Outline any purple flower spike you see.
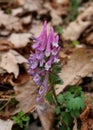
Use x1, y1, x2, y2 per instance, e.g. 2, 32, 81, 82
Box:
32, 21, 47, 51
45, 27, 54, 57
27, 21, 61, 103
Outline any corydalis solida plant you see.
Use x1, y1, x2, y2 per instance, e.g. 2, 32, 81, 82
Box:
28, 21, 62, 102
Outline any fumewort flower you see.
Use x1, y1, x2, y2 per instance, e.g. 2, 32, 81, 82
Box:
28, 21, 60, 102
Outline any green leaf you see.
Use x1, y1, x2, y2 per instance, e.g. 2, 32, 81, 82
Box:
49, 73, 63, 85
52, 63, 62, 74
70, 0, 78, 21
12, 111, 30, 128
68, 86, 83, 97
70, 110, 80, 117
72, 40, 80, 46
64, 92, 73, 100
55, 26, 63, 34
57, 94, 64, 104
67, 97, 85, 110
45, 91, 55, 103
55, 106, 61, 115
61, 112, 73, 126
59, 126, 67, 130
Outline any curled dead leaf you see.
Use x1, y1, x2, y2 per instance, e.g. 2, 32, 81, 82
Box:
37, 102, 55, 130
73, 117, 78, 130
63, 5, 93, 41
8, 72, 30, 86
0, 40, 14, 51
0, 49, 27, 78
80, 93, 93, 130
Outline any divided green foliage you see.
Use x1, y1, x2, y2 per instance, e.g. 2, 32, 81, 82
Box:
45, 91, 55, 104
55, 86, 85, 130
49, 73, 63, 85
12, 111, 30, 129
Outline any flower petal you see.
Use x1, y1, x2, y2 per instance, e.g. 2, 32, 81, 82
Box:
45, 27, 54, 57
52, 35, 59, 47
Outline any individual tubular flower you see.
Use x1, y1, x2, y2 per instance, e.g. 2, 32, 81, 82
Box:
28, 21, 61, 102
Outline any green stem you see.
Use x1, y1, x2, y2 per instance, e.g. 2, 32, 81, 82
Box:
51, 85, 58, 105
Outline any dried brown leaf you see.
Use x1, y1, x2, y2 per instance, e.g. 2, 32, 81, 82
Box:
80, 93, 93, 130
8, 72, 30, 86
50, 10, 63, 26
0, 50, 27, 78
0, 40, 14, 51
13, 79, 37, 114
81, 122, 88, 130
0, 10, 23, 31
63, 5, 93, 41
73, 117, 78, 130
37, 103, 55, 130
86, 33, 93, 45
12, 7, 23, 16
23, 0, 43, 12
8, 33, 32, 48
56, 48, 93, 94
22, 15, 32, 25
55, 0, 69, 4
0, 119, 14, 130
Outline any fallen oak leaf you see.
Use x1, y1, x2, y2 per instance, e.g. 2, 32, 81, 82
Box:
13, 79, 37, 114
11, 7, 23, 16
63, 5, 93, 41
8, 33, 32, 48
50, 9, 63, 26
0, 49, 27, 78
23, 0, 43, 12
0, 10, 23, 31
22, 15, 32, 25
55, 48, 93, 94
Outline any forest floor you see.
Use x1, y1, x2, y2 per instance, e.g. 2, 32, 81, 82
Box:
0, 0, 93, 130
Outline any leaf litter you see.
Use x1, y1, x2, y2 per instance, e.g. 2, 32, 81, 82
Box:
0, 0, 93, 130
